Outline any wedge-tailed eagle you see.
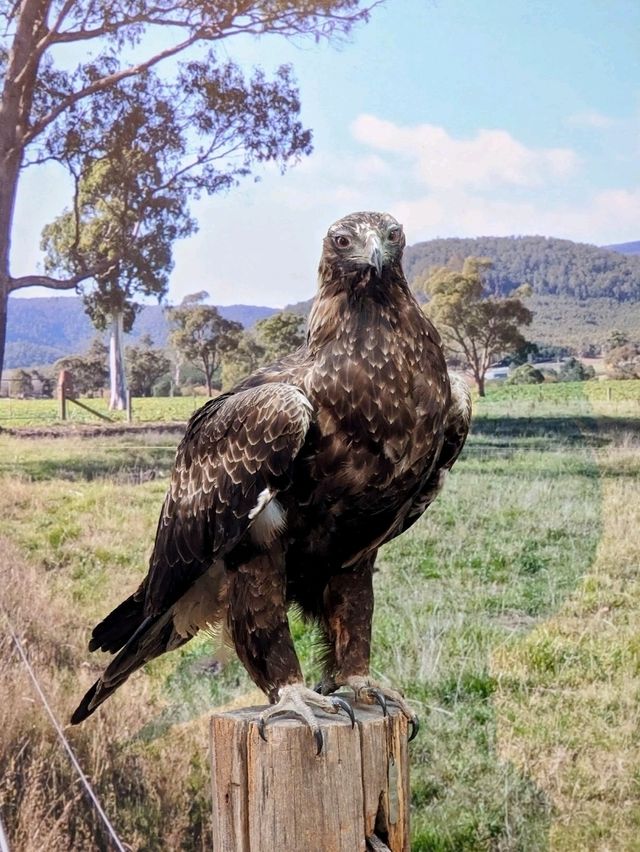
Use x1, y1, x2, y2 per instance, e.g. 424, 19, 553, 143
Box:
71, 211, 471, 750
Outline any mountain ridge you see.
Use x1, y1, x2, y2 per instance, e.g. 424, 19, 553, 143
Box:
7, 234, 640, 368
5, 297, 278, 369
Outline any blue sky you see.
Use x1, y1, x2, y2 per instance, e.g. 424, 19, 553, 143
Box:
12, 0, 640, 308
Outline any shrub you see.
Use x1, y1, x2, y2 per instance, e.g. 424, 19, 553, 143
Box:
506, 364, 545, 385
557, 358, 596, 382
605, 343, 640, 379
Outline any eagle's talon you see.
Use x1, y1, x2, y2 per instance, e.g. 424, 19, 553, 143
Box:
331, 695, 355, 727
370, 688, 388, 717
256, 683, 353, 755
258, 717, 268, 743
408, 716, 419, 742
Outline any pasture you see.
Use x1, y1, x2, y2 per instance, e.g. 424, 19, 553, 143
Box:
0, 381, 639, 850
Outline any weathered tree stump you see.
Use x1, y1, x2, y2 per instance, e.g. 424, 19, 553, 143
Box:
210, 699, 411, 852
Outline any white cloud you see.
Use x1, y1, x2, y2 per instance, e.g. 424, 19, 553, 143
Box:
391, 186, 640, 246
567, 110, 615, 128
161, 116, 640, 306
350, 114, 578, 190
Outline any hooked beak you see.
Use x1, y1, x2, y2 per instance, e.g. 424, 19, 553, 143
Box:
366, 234, 384, 276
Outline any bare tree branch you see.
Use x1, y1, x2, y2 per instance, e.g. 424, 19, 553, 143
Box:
23, 31, 202, 144
9, 258, 115, 291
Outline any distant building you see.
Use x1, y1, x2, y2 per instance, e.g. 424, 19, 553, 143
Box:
485, 365, 510, 381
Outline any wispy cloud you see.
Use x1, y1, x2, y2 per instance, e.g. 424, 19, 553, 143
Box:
567, 110, 615, 129
350, 114, 578, 190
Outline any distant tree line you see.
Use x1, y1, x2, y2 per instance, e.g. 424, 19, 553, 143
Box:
406, 236, 640, 302
3, 300, 307, 398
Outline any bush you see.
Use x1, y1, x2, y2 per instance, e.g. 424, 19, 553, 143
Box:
605, 343, 640, 379
557, 358, 596, 382
506, 364, 545, 385
152, 375, 178, 397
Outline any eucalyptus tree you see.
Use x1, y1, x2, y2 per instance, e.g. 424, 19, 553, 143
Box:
0, 0, 382, 382
254, 311, 306, 361
169, 293, 242, 396
422, 257, 533, 396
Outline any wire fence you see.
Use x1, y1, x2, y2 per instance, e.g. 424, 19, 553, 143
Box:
1, 607, 127, 852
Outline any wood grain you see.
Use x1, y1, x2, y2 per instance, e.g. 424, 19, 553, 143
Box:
210, 700, 411, 851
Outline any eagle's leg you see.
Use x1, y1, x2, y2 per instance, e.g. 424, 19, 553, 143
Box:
227, 554, 354, 754
318, 556, 419, 740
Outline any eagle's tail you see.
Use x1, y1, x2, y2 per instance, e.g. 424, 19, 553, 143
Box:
70, 611, 188, 725
88, 592, 146, 653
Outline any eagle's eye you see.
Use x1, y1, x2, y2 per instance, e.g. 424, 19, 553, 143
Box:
388, 227, 401, 243
334, 234, 351, 249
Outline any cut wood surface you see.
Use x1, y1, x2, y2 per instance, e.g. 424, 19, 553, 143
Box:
210, 698, 410, 852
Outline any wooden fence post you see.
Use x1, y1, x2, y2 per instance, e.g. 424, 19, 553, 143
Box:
57, 369, 74, 420
210, 701, 411, 852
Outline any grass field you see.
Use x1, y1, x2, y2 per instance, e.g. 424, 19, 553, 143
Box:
1, 381, 639, 850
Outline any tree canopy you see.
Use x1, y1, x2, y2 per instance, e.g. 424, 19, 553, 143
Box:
0, 0, 382, 378
254, 311, 306, 362
169, 293, 242, 395
421, 257, 532, 396
125, 334, 170, 396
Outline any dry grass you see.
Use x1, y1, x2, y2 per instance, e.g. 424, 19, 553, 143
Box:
492, 396, 640, 850
0, 538, 216, 851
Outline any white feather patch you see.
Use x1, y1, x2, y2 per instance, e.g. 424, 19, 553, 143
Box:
250, 498, 287, 547
248, 487, 274, 520
172, 560, 225, 638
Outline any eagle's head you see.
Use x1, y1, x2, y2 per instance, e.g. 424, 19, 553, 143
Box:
321, 211, 405, 280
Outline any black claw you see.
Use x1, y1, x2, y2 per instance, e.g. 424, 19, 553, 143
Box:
408, 716, 420, 742
371, 689, 388, 717
331, 696, 355, 728
314, 728, 324, 756
258, 718, 268, 743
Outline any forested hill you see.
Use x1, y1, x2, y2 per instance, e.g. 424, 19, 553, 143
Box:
403, 235, 640, 301
5, 297, 277, 369
605, 241, 640, 256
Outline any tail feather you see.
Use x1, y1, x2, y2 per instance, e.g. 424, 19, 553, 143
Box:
71, 611, 188, 725
89, 592, 146, 653
73, 562, 227, 724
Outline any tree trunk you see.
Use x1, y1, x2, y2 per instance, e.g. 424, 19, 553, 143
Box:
203, 358, 213, 397
109, 311, 128, 410
0, 0, 51, 376
173, 357, 181, 394
476, 375, 486, 397
0, 119, 24, 381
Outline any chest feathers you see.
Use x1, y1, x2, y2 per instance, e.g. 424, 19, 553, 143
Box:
304, 283, 450, 489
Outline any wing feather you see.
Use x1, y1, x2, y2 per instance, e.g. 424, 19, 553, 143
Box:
391, 372, 471, 537
145, 383, 312, 615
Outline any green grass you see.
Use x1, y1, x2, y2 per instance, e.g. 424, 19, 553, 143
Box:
0, 394, 202, 427
2, 378, 640, 430
1, 379, 639, 849
373, 411, 602, 850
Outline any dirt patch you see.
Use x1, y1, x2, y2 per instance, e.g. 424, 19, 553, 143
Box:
0, 421, 187, 439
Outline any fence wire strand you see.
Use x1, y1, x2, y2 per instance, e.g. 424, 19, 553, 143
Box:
1, 608, 127, 852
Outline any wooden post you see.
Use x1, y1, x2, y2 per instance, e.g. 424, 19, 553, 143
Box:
210, 701, 410, 852
57, 369, 74, 421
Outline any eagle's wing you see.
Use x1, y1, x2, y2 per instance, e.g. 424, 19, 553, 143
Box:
392, 372, 471, 538
145, 382, 313, 615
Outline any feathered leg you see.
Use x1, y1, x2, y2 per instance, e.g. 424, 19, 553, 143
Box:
318, 554, 419, 740
227, 552, 353, 753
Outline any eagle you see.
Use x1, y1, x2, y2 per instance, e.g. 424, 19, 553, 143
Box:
71, 211, 471, 752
